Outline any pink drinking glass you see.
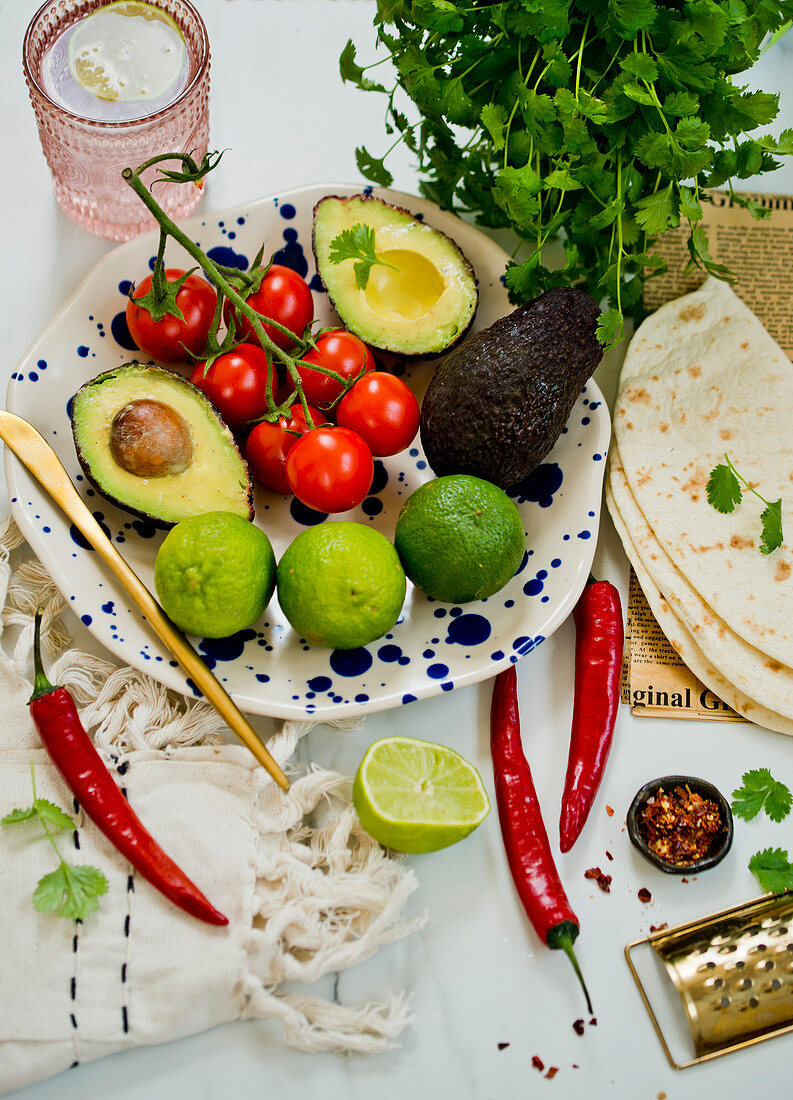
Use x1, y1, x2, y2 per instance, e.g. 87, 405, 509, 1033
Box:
23, 0, 210, 241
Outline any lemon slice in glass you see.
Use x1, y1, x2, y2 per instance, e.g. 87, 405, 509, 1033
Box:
67, 1, 186, 103
353, 736, 490, 853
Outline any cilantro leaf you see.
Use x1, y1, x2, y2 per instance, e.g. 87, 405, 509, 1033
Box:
480, 102, 507, 152
339, 40, 386, 92
706, 463, 742, 513
732, 769, 792, 823
761, 499, 784, 555
355, 146, 393, 188
619, 53, 658, 82
634, 185, 680, 236
608, 0, 657, 37
4, 765, 108, 922
596, 307, 624, 348
1, 806, 38, 824
33, 799, 76, 831
33, 863, 108, 921
663, 91, 699, 117
749, 847, 793, 894
328, 223, 397, 290
678, 185, 703, 224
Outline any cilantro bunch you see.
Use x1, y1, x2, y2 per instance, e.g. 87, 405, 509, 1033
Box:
342, 0, 793, 344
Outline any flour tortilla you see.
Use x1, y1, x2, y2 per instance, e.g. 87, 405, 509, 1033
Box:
615, 276, 793, 668
605, 469, 793, 736
609, 440, 793, 720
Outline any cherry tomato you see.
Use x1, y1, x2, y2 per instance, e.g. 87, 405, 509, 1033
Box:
285, 427, 374, 513
190, 344, 276, 427
297, 330, 375, 409
336, 372, 421, 456
226, 265, 314, 350
126, 268, 216, 362
245, 404, 323, 494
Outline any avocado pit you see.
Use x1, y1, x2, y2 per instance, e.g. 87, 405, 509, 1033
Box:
110, 399, 193, 478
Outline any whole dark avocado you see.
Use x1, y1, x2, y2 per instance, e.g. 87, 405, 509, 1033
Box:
419, 287, 602, 489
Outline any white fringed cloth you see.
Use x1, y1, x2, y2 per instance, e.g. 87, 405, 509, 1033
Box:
0, 516, 423, 1095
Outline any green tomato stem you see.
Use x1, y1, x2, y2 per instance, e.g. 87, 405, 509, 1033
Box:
121, 157, 348, 415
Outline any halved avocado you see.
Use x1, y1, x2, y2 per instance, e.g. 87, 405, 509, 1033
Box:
312, 194, 478, 356
71, 364, 254, 527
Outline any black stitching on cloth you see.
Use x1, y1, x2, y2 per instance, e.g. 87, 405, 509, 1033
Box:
70, 808, 80, 1058
120, 763, 133, 1042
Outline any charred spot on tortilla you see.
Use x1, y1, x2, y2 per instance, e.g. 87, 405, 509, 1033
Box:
679, 304, 706, 323
730, 535, 755, 550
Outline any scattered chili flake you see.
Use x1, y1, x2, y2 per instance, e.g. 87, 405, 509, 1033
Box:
497, 1042, 510, 1050
649, 923, 668, 933
637, 785, 724, 867
638, 887, 652, 903
572, 1064, 579, 1069
605, 850, 613, 861
546, 1067, 559, 1079
682, 877, 689, 883
589, 1017, 597, 1026
532, 1055, 545, 1072
573, 1018, 585, 1035
606, 805, 614, 816
585, 866, 612, 892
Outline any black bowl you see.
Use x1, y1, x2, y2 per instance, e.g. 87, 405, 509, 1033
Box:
626, 775, 733, 875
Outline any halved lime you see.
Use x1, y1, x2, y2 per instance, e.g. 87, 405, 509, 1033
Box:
68, 2, 185, 103
353, 736, 490, 853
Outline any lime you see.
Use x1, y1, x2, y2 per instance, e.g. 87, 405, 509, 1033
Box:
353, 736, 490, 853
154, 512, 275, 638
68, 2, 185, 103
394, 474, 525, 603
277, 522, 406, 650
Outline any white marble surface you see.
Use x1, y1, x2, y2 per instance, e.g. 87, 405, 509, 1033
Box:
4, 3, 793, 1097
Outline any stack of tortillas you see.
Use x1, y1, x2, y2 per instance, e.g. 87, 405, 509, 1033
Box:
606, 275, 793, 735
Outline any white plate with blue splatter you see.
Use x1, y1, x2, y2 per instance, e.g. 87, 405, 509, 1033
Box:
6, 184, 610, 720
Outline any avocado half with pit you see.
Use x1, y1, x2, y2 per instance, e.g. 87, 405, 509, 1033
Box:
71, 364, 254, 527
312, 194, 478, 356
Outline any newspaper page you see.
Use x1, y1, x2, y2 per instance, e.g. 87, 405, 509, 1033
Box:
623, 189, 792, 720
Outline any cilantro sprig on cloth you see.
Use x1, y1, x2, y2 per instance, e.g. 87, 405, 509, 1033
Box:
342, 1, 793, 345
2, 764, 108, 921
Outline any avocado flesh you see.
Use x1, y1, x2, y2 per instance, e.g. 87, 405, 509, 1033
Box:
71, 364, 254, 527
419, 288, 602, 489
313, 194, 478, 356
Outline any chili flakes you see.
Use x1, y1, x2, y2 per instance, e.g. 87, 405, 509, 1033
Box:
585, 866, 612, 892
637, 785, 724, 867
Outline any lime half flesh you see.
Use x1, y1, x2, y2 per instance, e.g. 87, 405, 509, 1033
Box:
353, 736, 490, 853
68, 1, 186, 103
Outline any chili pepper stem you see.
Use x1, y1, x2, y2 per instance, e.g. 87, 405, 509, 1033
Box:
30, 610, 54, 702
546, 922, 593, 1016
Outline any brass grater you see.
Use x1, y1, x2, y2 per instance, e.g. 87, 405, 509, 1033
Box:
625, 891, 793, 1068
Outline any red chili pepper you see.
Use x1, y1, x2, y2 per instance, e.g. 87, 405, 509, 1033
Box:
559, 579, 623, 853
28, 611, 228, 927
490, 665, 592, 1014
